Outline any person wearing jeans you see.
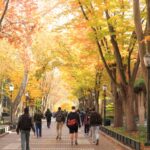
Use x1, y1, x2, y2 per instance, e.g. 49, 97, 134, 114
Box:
35, 123, 42, 137
20, 130, 30, 150
16, 107, 35, 150
34, 109, 43, 138
90, 107, 102, 145
91, 126, 100, 144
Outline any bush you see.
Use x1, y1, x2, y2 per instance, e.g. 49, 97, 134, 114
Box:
134, 78, 146, 94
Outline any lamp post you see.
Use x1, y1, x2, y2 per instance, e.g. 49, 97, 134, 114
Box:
9, 84, 14, 124
102, 85, 107, 126
144, 53, 150, 144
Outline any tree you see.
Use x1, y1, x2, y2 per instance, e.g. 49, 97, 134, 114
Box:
74, 0, 140, 130
0, 0, 40, 117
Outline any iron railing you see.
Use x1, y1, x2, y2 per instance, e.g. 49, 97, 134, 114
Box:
100, 126, 141, 150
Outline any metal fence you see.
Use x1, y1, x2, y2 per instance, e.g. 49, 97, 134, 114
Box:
100, 126, 141, 150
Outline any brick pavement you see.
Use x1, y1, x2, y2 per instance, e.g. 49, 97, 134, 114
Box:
0, 120, 130, 150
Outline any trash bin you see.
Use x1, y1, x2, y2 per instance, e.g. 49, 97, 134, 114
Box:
104, 119, 111, 126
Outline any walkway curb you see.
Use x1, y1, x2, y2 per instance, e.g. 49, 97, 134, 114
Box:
100, 131, 133, 150
0, 132, 9, 138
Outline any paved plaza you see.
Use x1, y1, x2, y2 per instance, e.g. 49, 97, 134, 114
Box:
0, 120, 130, 150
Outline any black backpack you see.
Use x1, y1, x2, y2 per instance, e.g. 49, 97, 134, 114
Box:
56, 111, 64, 122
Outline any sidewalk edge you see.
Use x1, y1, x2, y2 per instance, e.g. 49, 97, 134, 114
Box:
0, 132, 9, 138
100, 131, 133, 150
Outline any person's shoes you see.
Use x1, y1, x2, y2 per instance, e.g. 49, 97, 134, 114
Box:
75, 141, 78, 145
92, 141, 96, 144
96, 139, 99, 145
56, 136, 59, 140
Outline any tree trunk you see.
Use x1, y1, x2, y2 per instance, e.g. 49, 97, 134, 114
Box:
13, 70, 28, 119
124, 85, 137, 131
113, 91, 123, 127
134, 94, 138, 118
138, 92, 145, 125
133, 0, 146, 79
111, 67, 123, 127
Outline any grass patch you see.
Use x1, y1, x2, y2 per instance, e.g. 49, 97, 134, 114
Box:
106, 125, 146, 143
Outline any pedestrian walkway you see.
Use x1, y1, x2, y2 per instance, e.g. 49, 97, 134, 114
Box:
0, 120, 129, 150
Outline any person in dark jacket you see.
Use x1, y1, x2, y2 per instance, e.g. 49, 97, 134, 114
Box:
16, 107, 35, 150
34, 109, 43, 138
66, 106, 81, 145
54, 107, 65, 140
45, 108, 52, 128
90, 107, 102, 145
83, 108, 90, 136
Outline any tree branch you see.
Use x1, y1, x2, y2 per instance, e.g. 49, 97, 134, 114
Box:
104, 8, 127, 85
130, 54, 140, 85
127, 31, 137, 79
0, 0, 10, 30
78, 0, 117, 85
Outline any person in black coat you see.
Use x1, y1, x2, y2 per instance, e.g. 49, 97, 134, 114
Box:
16, 107, 35, 150
45, 108, 52, 128
90, 107, 102, 145
66, 106, 81, 145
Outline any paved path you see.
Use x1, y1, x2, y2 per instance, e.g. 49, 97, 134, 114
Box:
0, 120, 129, 150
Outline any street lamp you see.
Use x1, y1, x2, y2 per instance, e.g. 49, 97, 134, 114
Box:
102, 85, 107, 126
9, 84, 14, 123
144, 53, 150, 144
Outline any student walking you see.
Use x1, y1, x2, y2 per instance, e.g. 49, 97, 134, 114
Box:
34, 109, 43, 138
83, 108, 90, 136
45, 108, 52, 128
54, 107, 65, 140
16, 107, 35, 150
66, 106, 81, 145
90, 107, 102, 145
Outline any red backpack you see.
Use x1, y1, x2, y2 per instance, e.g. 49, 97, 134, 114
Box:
67, 119, 77, 127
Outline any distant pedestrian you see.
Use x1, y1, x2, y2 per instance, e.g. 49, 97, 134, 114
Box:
66, 106, 81, 145
90, 107, 102, 145
63, 109, 68, 122
45, 108, 52, 128
83, 108, 90, 136
16, 107, 35, 150
54, 107, 65, 140
34, 109, 43, 138
80, 109, 85, 126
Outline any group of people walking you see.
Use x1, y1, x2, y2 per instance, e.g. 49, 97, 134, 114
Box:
16, 106, 102, 150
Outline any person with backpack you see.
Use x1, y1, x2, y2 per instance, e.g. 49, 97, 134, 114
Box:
16, 107, 35, 150
83, 108, 90, 136
66, 106, 81, 145
45, 108, 52, 128
34, 109, 43, 138
54, 107, 65, 140
90, 107, 102, 145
